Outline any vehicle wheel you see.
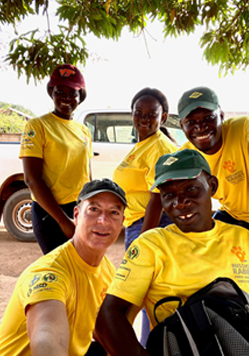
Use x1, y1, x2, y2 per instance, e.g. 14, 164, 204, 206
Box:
3, 188, 36, 242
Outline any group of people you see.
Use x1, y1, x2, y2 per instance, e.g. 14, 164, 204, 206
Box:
0, 63, 249, 356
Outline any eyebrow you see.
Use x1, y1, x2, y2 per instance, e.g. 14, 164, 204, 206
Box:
88, 201, 123, 210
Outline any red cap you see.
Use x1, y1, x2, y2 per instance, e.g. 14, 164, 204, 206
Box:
48, 64, 85, 90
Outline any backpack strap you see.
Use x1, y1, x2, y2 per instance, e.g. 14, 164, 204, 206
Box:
178, 300, 224, 356
154, 296, 182, 324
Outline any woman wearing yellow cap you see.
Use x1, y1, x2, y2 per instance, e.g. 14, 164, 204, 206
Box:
19, 64, 92, 254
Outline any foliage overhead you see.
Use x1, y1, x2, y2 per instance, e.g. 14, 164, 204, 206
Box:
1, 0, 249, 82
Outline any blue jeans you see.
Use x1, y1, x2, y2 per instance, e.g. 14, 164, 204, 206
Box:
32, 201, 76, 255
213, 209, 249, 231
125, 211, 173, 347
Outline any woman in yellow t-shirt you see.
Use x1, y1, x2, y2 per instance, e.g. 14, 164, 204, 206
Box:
113, 87, 177, 346
19, 64, 92, 255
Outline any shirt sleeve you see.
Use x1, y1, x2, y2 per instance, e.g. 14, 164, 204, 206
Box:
17, 268, 70, 313
19, 119, 44, 159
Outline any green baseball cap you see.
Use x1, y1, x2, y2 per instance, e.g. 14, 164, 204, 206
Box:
151, 149, 211, 190
178, 86, 220, 119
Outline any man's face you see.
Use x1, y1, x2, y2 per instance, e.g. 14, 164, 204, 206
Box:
159, 172, 218, 233
180, 108, 224, 154
74, 192, 124, 252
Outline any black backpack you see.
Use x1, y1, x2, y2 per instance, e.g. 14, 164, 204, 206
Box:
146, 277, 249, 356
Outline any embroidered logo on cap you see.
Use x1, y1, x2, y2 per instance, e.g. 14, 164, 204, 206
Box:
59, 68, 76, 77
189, 92, 203, 99
163, 157, 179, 166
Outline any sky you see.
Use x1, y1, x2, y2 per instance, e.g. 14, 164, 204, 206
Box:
1, 6, 249, 119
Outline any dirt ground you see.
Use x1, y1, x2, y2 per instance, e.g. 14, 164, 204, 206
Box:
0, 221, 126, 321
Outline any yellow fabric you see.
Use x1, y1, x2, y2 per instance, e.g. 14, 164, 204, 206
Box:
19, 112, 93, 204
108, 220, 249, 327
179, 117, 249, 222
0, 241, 116, 356
113, 131, 177, 227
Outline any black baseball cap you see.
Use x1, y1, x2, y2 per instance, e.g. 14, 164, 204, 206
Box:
77, 179, 127, 207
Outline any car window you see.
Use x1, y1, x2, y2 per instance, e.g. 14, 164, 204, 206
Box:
84, 113, 134, 143
84, 111, 187, 147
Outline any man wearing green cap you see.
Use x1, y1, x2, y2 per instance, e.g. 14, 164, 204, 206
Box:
95, 149, 249, 356
178, 86, 249, 230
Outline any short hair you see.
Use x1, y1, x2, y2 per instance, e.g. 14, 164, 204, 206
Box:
131, 88, 169, 114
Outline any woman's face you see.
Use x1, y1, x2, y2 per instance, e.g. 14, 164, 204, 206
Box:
51, 85, 80, 120
132, 95, 165, 141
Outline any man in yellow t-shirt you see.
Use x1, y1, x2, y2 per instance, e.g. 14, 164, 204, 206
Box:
177, 86, 249, 229
0, 179, 126, 356
95, 150, 249, 356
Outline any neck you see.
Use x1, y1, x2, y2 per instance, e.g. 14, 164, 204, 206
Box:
71, 237, 105, 267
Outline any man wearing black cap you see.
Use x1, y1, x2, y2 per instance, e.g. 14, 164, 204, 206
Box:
96, 150, 249, 356
178, 86, 249, 230
0, 179, 126, 356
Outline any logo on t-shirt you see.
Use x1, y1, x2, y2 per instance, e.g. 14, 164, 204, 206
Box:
43, 273, 58, 283
223, 160, 235, 173
127, 245, 140, 260
29, 273, 42, 286
127, 154, 135, 163
27, 129, 35, 138
231, 246, 246, 263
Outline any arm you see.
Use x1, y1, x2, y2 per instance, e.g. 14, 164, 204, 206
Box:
26, 300, 69, 356
96, 295, 150, 356
89, 158, 93, 181
23, 157, 75, 239
140, 192, 163, 234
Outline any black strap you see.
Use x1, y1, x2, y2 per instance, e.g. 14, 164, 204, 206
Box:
154, 296, 182, 324
178, 301, 223, 356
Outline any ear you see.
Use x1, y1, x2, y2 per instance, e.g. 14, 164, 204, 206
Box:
208, 175, 218, 197
180, 118, 184, 130
219, 108, 225, 122
74, 205, 80, 225
47, 85, 54, 99
161, 112, 168, 125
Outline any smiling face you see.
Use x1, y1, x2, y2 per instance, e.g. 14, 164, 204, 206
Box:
132, 95, 166, 141
73, 192, 125, 257
50, 85, 80, 120
180, 108, 224, 154
159, 172, 218, 233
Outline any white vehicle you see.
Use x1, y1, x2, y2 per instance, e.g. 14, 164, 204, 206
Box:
0, 109, 187, 242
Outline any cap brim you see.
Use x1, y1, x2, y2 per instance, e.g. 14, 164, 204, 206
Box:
150, 169, 202, 190
179, 101, 219, 119
78, 189, 128, 207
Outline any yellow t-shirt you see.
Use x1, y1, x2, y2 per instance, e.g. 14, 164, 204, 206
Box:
113, 130, 177, 227
108, 220, 249, 327
179, 117, 249, 222
19, 113, 93, 204
0, 241, 116, 356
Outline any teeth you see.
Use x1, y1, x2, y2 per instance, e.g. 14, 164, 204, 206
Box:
179, 214, 193, 220
195, 133, 210, 140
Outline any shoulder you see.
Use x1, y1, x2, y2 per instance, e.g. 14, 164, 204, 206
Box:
178, 140, 196, 151
223, 116, 249, 130
100, 256, 116, 277
72, 120, 91, 136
